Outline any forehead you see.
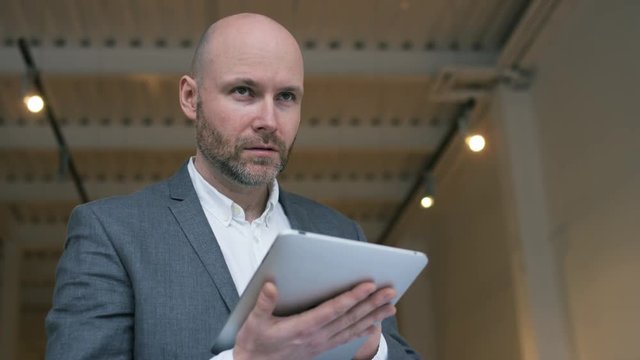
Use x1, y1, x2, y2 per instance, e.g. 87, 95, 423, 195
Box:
202, 22, 304, 88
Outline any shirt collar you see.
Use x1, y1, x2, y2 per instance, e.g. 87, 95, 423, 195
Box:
187, 157, 280, 227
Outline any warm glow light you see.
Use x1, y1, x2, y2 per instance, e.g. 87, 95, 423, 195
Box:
420, 195, 434, 209
24, 94, 44, 113
465, 134, 486, 152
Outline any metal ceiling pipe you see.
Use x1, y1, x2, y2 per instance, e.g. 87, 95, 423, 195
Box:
17, 38, 89, 203
377, 99, 476, 245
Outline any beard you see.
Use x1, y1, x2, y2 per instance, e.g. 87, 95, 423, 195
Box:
195, 100, 291, 187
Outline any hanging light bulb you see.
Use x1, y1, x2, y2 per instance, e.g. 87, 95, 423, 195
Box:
456, 105, 487, 153
420, 195, 434, 209
22, 68, 45, 113
419, 173, 435, 209
24, 93, 44, 113
465, 134, 486, 152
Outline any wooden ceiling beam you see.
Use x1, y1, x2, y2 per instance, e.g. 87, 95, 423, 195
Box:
0, 47, 497, 76
0, 125, 445, 151
0, 178, 411, 203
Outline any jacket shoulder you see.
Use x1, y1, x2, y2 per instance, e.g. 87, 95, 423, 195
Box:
280, 191, 348, 219
71, 179, 173, 224
279, 190, 366, 241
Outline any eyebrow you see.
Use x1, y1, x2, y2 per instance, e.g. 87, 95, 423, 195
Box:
227, 77, 258, 87
225, 77, 303, 95
281, 85, 304, 96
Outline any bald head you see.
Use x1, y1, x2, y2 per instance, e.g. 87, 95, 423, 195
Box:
178, 13, 303, 192
190, 13, 303, 85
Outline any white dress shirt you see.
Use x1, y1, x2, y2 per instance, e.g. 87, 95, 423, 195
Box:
187, 159, 387, 360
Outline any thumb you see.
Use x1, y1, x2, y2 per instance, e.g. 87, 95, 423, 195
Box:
253, 281, 278, 319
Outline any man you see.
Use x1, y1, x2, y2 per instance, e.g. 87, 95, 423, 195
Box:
46, 13, 420, 360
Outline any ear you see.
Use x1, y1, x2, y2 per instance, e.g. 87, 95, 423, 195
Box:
179, 75, 198, 121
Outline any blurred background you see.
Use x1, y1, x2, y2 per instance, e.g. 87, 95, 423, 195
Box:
1, 0, 638, 359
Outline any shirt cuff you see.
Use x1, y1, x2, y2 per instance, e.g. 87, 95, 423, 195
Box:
209, 335, 388, 360
370, 333, 388, 360
209, 349, 234, 360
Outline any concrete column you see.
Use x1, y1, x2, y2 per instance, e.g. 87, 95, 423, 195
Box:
491, 84, 575, 360
1, 237, 21, 360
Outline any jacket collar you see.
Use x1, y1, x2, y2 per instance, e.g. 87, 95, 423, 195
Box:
166, 161, 316, 313
167, 162, 239, 312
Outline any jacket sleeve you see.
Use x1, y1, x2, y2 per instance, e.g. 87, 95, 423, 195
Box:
353, 222, 422, 359
381, 316, 422, 359
45, 204, 134, 360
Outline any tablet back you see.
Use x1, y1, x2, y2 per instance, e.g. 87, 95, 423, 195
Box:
212, 229, 428, 359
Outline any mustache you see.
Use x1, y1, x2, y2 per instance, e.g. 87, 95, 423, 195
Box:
238, 133, 286, 151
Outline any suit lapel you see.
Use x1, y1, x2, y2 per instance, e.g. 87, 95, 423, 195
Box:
167, 163, 239, 312
279, 189, 318, 233
165, 167, 320, 313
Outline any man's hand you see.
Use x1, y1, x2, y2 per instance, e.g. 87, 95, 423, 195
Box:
233, 281, 396, 360
353, 324, 382, 360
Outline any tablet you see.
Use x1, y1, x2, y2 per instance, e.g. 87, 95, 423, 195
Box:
211, 229, 428, 359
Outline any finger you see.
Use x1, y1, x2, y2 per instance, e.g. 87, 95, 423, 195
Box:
328, 304, 395, 348
252, 282, 279, 320
293, 282, 377, 331
353, 325, 382, 360
322, 287, 396, 337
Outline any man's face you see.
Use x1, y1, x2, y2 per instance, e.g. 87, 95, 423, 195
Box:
195, 97, 293, 186
193, 25, 304, 187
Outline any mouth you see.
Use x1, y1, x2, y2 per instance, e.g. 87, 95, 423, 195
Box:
248, 144, 277, 151
244, 144, 279, 156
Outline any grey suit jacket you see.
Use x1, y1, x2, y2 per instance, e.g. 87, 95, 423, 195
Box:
45, 163, 420, 359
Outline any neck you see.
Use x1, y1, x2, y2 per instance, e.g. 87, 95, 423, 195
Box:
193, 155, 269, 222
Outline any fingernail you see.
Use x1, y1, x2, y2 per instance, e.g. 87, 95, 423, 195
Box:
365, 283, 377, 294
385, 292, 395, 302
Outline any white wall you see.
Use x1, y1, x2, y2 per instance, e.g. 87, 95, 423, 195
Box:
531, 1, 640, 359
396, 113, 522, 360
398, 2, 640, 360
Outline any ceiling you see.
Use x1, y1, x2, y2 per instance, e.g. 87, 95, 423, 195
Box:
0, 0, 549, 356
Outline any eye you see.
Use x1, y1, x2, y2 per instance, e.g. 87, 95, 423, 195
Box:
231, 86, 252, 97
277, 91, 296, 102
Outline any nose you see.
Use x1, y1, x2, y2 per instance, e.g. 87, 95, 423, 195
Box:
252, 97, 277, 134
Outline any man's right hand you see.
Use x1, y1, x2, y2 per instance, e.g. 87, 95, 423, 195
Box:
232, 281, 397, 360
